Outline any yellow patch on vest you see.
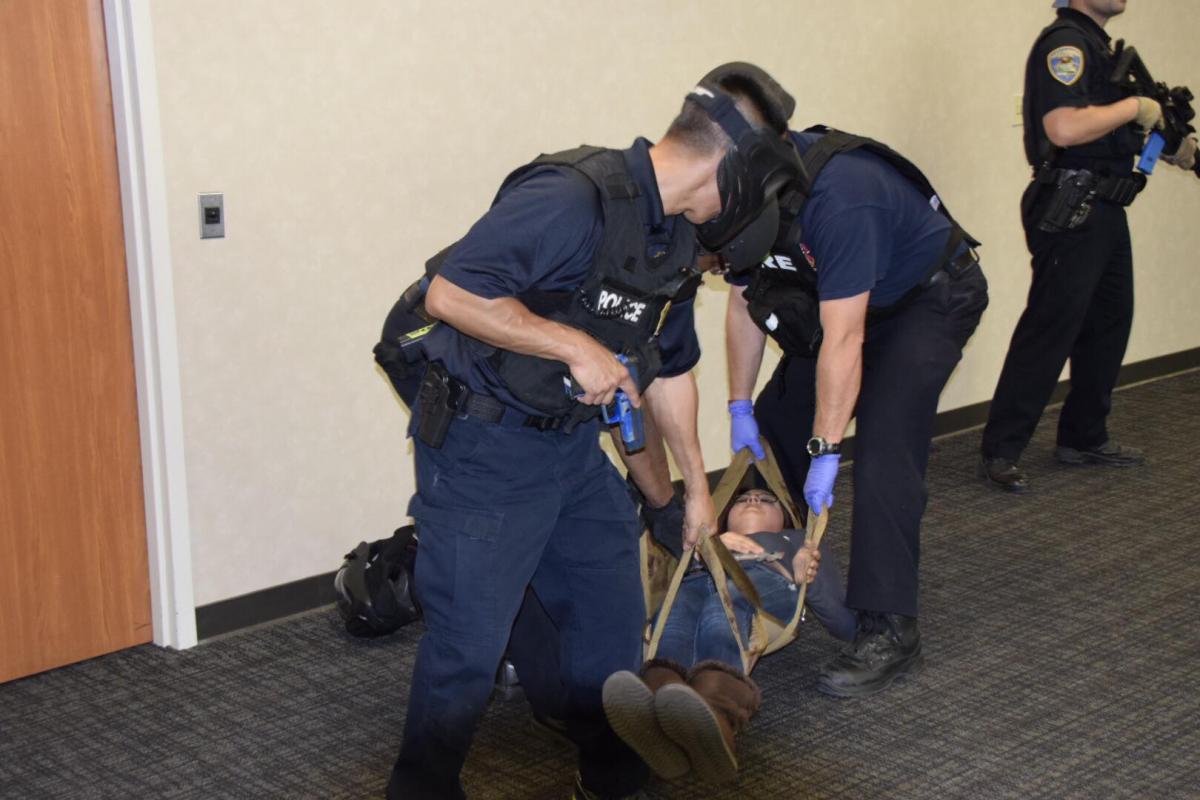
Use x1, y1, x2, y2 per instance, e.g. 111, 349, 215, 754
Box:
655, 300, 673, 336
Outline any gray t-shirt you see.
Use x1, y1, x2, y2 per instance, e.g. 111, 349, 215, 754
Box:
733, 529, 803, 579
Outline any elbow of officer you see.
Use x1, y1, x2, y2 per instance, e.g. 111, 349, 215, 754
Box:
1041, 108, 1082, 149
424, 275, 451, 321
1043, 119, 1071, 149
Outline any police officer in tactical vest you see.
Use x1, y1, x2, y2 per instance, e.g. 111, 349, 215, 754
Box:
979, 0, 1198, 492
723, 125, 989, 698
385, 64, 801, 800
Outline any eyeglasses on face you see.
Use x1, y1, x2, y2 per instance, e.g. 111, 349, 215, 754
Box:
732, 492, 780, 506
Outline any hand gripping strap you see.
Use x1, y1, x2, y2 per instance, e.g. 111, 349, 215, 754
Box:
645, 439, 827, 673
759, 506, 828, 663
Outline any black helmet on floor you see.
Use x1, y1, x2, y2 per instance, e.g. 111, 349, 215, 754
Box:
334, 526, 421, 637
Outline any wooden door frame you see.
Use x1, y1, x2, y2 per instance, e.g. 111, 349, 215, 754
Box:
103, 0, 197, 650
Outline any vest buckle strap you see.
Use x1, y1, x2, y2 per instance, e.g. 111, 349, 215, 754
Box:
944, 247, 981, 281
521, 414, 565, 432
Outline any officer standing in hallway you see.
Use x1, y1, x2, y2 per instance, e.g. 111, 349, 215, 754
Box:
723, 126, 989, 698
387, 64, 801, 800
979, 0, 1197, 492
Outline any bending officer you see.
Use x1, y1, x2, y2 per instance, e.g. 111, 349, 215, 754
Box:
388, 63, 802, 800
724, 125, 989, 698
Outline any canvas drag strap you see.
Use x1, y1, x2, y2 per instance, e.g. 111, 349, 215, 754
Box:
645, 438, 830, 674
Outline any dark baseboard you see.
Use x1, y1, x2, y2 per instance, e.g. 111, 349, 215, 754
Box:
930, 345, 1200, 442
196, 570, 338, 640
1111, 345, 1200, 386
824, 345, 1200, 465
195, 346, 1200, 641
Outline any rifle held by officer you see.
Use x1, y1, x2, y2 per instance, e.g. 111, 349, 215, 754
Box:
1111, 40, 1200, 178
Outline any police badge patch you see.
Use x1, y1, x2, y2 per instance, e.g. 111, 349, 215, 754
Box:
1047, 46, 1084, 86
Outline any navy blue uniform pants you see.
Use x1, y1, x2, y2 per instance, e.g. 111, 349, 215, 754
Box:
389, 416, 647, 799
754, 263, 988, 618
981, 195, 1133, 461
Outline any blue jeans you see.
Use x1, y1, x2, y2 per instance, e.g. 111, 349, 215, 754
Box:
655, 537, 856, 670
389, 415, 647, 799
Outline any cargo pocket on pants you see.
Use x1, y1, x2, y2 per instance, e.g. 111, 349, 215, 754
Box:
408, 495, 505, 640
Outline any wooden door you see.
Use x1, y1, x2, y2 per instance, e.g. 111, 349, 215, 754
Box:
0, 0, 152, 682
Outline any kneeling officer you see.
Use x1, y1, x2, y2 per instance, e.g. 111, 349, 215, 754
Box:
385, 63, 802, 800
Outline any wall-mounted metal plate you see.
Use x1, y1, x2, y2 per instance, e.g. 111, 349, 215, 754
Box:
199, 193, 224, 239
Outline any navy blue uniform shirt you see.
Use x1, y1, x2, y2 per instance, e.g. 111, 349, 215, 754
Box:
786, 130, 951, 308
423, 138, 701, 412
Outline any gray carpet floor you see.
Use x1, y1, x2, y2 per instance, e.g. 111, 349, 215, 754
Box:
3, 371, 1199, 800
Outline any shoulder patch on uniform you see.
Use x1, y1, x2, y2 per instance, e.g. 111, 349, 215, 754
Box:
1047, 46, 1084, 86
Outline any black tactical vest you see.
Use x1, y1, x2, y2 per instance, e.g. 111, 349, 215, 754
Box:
743, 128, 979, 357
425, 146, 698, 416
1023, 13, 1141, 169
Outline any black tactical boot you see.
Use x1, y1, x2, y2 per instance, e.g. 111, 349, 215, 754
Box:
1055, 440, 1144, 467
978, 456, 1029, 493
817, 612, 923, 698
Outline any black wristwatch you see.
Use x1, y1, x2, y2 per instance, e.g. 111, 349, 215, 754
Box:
806, 436, 841, 457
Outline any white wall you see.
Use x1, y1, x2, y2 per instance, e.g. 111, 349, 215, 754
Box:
147, 1, 1200, 606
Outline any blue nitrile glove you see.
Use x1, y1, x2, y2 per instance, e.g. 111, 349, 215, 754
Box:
804, 453, 841, 514
728, 400, 765, 459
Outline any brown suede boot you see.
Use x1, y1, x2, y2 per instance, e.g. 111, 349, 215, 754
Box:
602, 659, 691, 779
653, 660, 762, 784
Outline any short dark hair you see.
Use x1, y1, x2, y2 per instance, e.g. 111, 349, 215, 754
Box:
664, 98, 730, 153
663, 84, 769, 154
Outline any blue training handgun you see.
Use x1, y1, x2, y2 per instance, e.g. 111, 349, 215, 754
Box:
1138, 130, 1166, 174
602, 355, 646, 454
565, 354, 645, 453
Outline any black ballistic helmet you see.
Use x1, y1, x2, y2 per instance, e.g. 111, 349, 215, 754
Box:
691, 62, 805, 266
712, 197, 782, 273
334, 526, 421, 637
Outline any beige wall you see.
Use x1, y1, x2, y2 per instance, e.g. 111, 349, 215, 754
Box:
148, 1, 1200, 606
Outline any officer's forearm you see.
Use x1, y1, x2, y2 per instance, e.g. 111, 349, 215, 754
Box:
725, 287, 767, 400
612, 407, 674, 508
1042, 98, 1139, 148
642, 372, 708, 500
812, 294, 867, 442
813, 337, 861, 443
424, 274, 591, 364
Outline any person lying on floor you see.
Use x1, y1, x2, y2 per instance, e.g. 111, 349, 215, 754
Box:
602, 488, 854, 785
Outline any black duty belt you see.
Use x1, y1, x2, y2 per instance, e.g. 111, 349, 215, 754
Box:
458, 390, 568, 432
869, 243, 980, 320
1034, 166, 1146, 207
428, 365, 569, 432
